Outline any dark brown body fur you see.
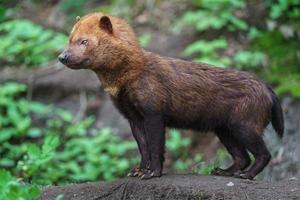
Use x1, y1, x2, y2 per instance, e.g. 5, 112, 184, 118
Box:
59, 13, 284, 180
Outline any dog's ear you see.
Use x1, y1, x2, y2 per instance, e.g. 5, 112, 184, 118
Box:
99, 16, 113, 34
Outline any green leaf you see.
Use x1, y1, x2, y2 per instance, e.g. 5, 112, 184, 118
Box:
0, 128, 15, 142
139, 33, 152, 48
42, 134, 60, 155
0, 20, 67, 67
184, 38, 228, 56
28, 128, 42, 138
27, 144, 41, 159
55, 194, 64, 200
29, 102, 49, 114
233, 50, 266, 69
57, 109, 73, 122
0, 169, 12, 187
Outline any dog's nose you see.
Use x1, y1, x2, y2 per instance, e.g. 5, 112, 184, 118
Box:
58, 52, 69, 64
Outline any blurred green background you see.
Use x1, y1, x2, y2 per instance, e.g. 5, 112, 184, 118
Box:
0, 0, 299, 199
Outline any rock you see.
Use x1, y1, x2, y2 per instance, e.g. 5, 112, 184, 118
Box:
40, 174, 300, 200
262, 97, 300, 181
0, 62, 100, 92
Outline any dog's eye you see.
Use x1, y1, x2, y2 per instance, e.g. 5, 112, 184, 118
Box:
80, 39, 88, 46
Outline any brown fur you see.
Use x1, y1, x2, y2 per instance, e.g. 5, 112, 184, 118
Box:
59, 13, 284, 180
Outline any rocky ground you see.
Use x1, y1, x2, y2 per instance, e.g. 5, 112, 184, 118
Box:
40, 174, 300, 200
262, 98, 300, 181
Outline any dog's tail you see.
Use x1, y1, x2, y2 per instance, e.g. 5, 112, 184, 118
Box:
268, 87, 284, 138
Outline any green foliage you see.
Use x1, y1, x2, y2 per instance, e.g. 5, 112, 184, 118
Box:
172, 147, 230, 175
269, 0, 300, 19
59, 0, 87, 14
17, 125, 133, 185
0, 6, 6, 22
233, 50, 266, 70
59, 0, 88, 22
58, 0, 138, 22
0, 82, 138, 185
178, 0, 248, 32
252, 0, 300, 97
0, 20, 67, 67
177, 0, 260, 68
198, 149, 230, 175
17, 134, 60, 184
0, 169, 40, 200
184, 37, 231, 67
166, 129, 230, 174
0, 82, 49, 173
97, 0, 137, 21
166, 129, 196, 172
55, 195, 64, 200
252, 30, 300, 97
0, 83, 138, 190
275, 77, 300, 98
179, 0, 300, 98
0, 82, 47, 145
167, 129, 190, 154
0, 82, 136, 197
139, 33, 152, 48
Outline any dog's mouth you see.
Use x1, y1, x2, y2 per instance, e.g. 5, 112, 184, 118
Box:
64, 58, 91, 70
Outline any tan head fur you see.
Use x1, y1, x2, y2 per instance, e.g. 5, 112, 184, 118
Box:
58, 13, 145, 96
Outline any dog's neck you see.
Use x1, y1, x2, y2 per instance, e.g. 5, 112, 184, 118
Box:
93, 55, 145, 97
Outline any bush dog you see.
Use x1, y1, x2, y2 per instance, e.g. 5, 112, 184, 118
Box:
58, 13, 284, 180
